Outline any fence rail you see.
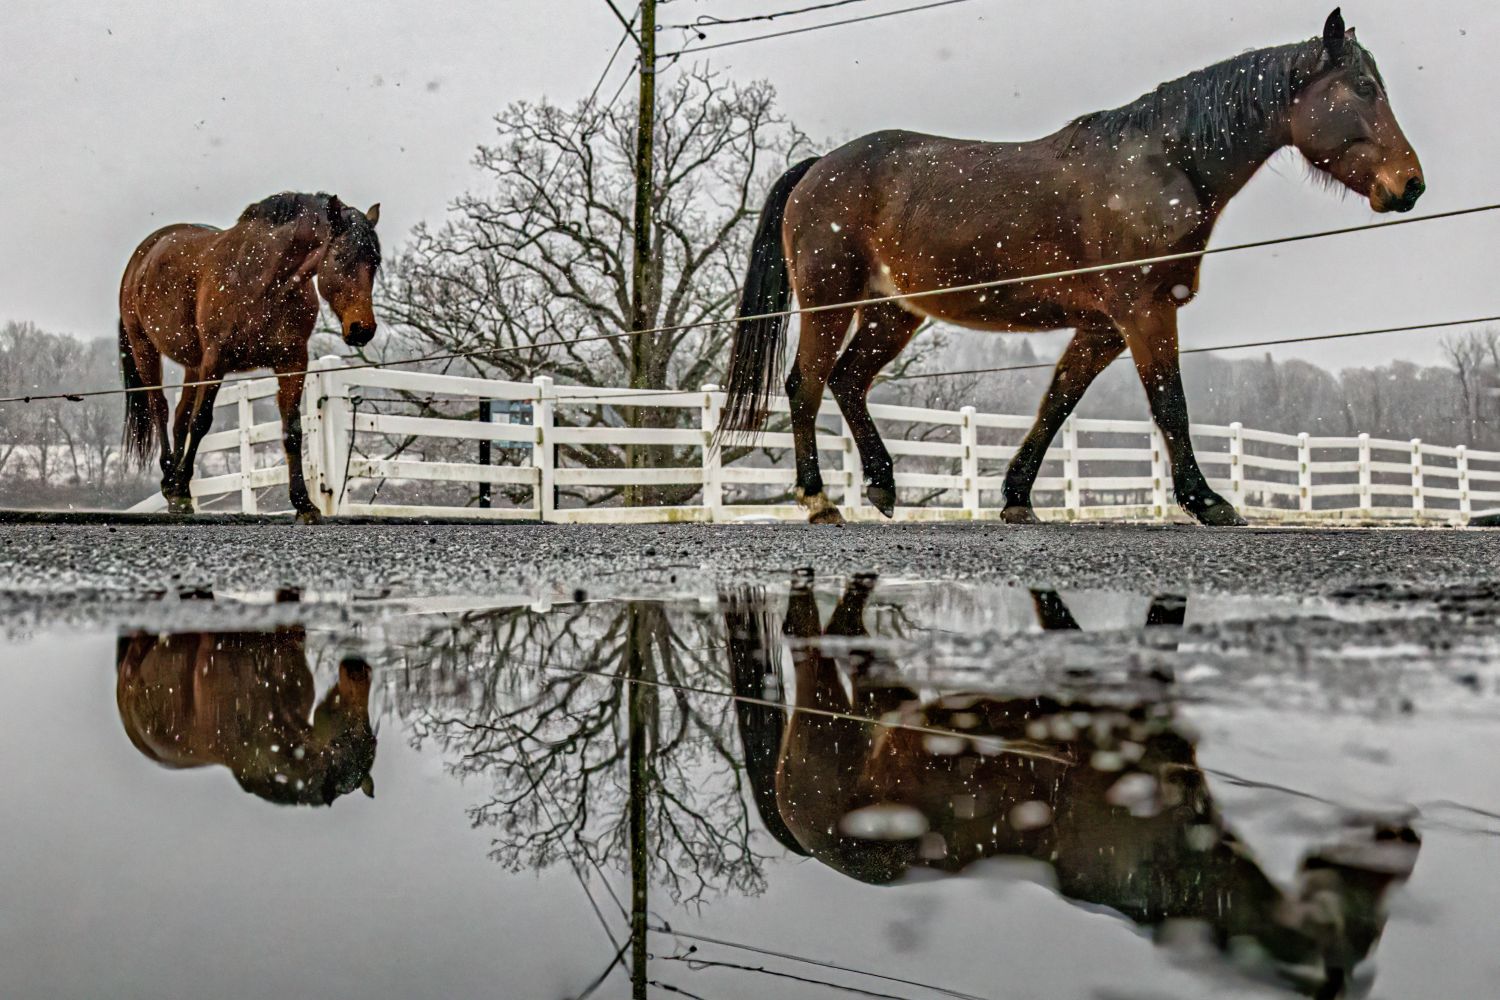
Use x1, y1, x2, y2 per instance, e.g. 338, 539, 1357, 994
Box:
128, 355, 1497, 524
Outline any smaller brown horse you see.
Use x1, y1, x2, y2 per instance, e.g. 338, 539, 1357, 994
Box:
116, 627, 377, 806
119, 192, 382, 521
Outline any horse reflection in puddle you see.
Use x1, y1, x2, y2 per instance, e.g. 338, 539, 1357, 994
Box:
115, 628, 376, 806
726, 576, 1417, 998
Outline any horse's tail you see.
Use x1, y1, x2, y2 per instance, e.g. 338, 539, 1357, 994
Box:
717, 155, 820, 442
119, 319, 157, 469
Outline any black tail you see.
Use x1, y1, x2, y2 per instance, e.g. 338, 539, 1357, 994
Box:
119, 319, 157, 469
717, 156, 820, 441
722, 587, 809, 857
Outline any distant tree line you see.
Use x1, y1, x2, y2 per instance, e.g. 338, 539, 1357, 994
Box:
887, 325, 1500, 451
0, 320, 156, 509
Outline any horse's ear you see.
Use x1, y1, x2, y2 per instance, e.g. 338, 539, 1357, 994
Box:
360, 775, 375, 798
365, 203, 380, 227
1323, 8, 1346, 61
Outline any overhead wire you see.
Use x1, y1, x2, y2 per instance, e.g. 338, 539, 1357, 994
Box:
658, 0, 982, 57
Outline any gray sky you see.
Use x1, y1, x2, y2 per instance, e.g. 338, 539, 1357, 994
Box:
1, 0, 1496, 372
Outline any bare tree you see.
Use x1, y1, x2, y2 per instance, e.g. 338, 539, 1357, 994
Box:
385, 67, 810, 505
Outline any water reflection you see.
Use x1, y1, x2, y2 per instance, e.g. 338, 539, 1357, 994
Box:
116, 628, 376, 806
98, 582, 1425, 998
728, 576, 1419, 998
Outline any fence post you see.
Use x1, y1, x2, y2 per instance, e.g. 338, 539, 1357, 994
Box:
300, 356, 338, 516
960, 406, 979, 517
1297, 432, 1313, 515
1149, 423, 1169, 521
477, 400, 493, 509
1358, 433, 1372, 516
235, 382, 257, 514
1228, 422, 1245, 511
1457, 445, 1471, 523
321, 364, 354, 517
700, 384, 723, 521
1061, 417, 1081, 519
840, 414, 863, 514
533, 376, 555, 521
1410, 438, 1424, 519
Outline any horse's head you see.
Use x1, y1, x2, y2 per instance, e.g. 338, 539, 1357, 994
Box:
318, 199, 382, 347
1292, 8, 1424, 213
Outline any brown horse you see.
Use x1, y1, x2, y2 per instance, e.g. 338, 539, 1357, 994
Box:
721, 9, 1423, 526
119, 192, 382, 522
726, 576, 1420, 997
116, 627, 377, 806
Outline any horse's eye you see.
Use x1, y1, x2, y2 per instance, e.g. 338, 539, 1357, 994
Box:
1354, 80, 1376, 99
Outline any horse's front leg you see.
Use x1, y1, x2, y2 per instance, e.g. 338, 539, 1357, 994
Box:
1122, 307, 1245, 526
274, 366, 321, 524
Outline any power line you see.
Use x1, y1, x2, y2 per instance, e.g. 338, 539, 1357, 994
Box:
659, 0, 982, 58
883, 314, 1500, 383
5, 200, 1499, 406
665, 0, 871, 39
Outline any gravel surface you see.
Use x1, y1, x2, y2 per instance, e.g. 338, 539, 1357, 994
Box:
2, 521, 1497, 615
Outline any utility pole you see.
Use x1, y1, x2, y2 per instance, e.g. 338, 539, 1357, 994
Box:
625, 0, 656, 507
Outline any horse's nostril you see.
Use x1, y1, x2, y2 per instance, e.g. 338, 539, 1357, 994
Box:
1404, 177, 1425, 199
347, 322, 376, 345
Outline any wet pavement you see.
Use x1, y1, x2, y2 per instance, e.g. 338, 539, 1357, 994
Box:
2, 524, 1499, 999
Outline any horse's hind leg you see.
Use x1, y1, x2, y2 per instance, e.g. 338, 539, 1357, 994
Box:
164, 366, 222, 513
162, 368, 201, 511
787, 308, 855, 525
1002, 324, 1125, 523
828, 303, 923, 518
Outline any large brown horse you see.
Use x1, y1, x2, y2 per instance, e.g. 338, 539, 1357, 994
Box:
119, 192, 382, 522
721, 9, 1423, 526
726, 576, 1420, 996
116, 627, 377, 806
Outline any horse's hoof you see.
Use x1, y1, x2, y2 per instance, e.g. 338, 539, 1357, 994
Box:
164, 496, 195, 515
796, 489, 845, 525
295, 509, 324, 526
809, 506, 846, 526
866, 485, 897, 519
1190, 500, 1247, 527
1000, 504, 1041, 525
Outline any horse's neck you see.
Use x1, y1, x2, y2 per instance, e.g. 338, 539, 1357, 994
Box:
222, 217, 330, 296
1181, 119, 1294, 214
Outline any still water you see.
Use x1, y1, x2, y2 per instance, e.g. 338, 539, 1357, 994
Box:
2, 578, 1496, 999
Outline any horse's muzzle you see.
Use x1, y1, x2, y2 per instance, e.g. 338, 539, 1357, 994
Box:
1377, 176, 1425, 213
345, 322, 377, 347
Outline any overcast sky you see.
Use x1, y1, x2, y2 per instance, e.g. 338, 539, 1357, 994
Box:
1, 0, 1496, 372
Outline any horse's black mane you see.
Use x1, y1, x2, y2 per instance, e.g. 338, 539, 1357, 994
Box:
238, 191, 333, 226
1070, 36, 1382, 154
238, 191, 380, 265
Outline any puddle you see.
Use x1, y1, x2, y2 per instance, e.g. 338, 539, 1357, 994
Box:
2, 576, 1497, 999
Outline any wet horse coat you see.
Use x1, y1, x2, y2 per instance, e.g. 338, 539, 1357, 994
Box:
116, 627, 376, 806
119, 192, 381, 520
720, 9, 1423, 525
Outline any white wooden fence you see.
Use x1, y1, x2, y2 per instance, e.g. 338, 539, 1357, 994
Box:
130, 355, 1500, 524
